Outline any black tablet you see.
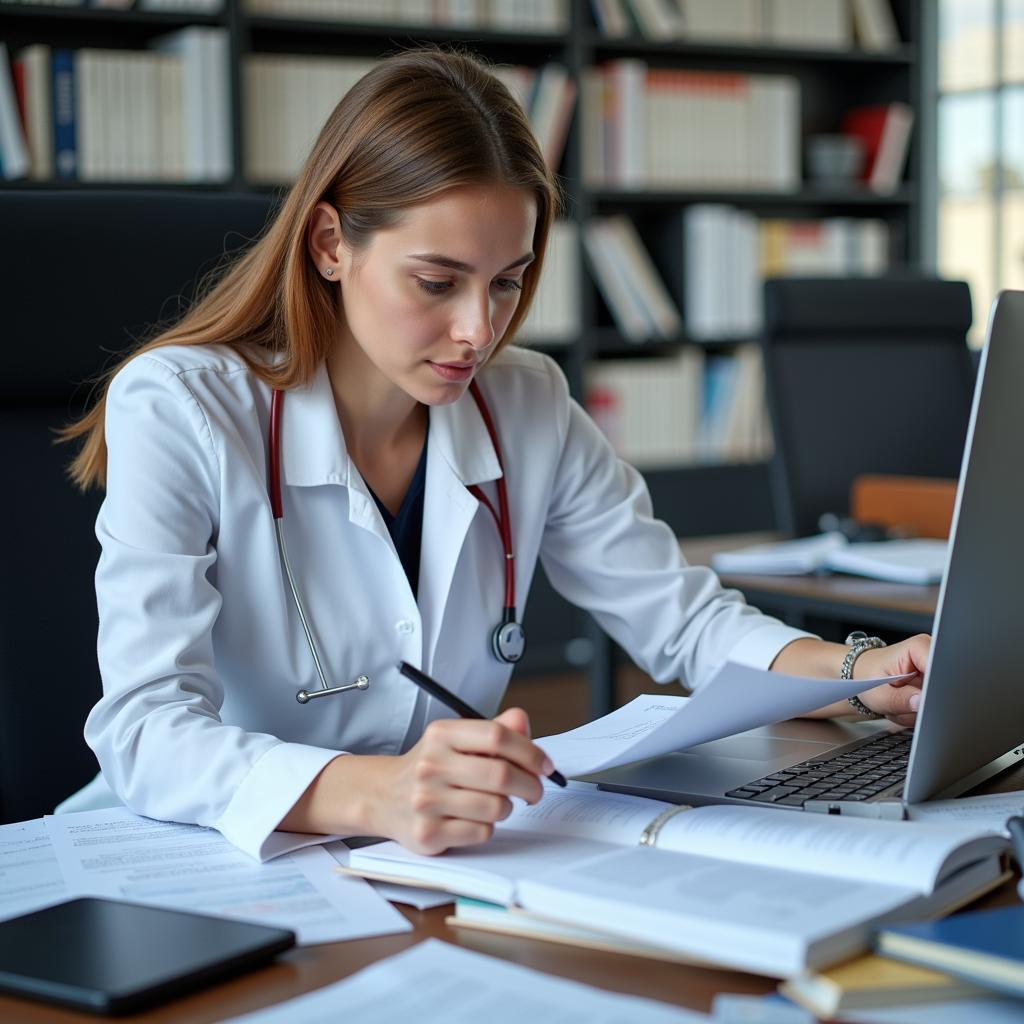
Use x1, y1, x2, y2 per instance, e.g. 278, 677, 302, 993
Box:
0, 897, 295, 1016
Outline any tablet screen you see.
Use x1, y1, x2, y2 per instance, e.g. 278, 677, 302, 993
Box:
0, 897, 295, 1015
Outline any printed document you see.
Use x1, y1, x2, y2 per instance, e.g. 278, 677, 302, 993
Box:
906, 791, 1024, 834
220, 938, 707, 1023
0, 819, 68, 922
44, 807, 410, 945
536, 661, 912, 778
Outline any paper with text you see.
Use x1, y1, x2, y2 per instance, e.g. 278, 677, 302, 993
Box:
0, 819, 68, 922
44, 808, 410, 945
906, 791, 1024, 834
536, 661, 914, 777
220, 938, 707, 1023
653, 804, 1004, 895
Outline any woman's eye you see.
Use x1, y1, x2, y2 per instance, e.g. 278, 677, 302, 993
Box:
495, 278, 524, 293
416, 279, 453, 295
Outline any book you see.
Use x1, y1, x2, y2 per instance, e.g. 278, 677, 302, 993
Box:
851, 0, 901, 51
0, 43, 29, 180
842, 101, 914, 193
710, 534, 948, 584
875, 905, 1024, 999
51, 48, 77, 180
779, 952, 983, 1017
345, 786, 1007, 977
448, 896, 712, 965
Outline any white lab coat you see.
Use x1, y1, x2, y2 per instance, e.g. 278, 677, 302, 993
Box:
63, 343, 811, 859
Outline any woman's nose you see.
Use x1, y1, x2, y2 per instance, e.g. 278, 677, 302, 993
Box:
451, 291, 495, 350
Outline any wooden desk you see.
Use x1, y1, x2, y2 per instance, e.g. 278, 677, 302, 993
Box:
682, 533, 939, 635
4, 764, 1022, 1024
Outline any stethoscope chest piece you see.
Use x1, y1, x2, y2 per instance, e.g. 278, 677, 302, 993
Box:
492, 620, 526, 664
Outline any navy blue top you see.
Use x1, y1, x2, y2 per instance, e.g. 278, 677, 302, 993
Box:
366, 426, 428, 598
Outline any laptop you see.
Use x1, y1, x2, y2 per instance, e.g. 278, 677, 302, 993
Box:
590, 290, 1024, 819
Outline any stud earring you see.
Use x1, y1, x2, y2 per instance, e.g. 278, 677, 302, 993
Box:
325, 268, 334, 277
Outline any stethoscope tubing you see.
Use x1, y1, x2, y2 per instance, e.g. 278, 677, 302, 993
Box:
269, 378, 522, 703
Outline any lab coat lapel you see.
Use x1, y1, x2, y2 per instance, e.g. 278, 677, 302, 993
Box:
419, 387, 502, 669
279, 362, 391, 544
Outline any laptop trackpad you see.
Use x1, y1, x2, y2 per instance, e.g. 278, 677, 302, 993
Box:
683, 734, 834, 762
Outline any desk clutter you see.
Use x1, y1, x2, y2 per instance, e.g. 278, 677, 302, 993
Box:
1, 788, 1022, 1019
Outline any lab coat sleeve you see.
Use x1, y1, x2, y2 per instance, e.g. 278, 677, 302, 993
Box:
538, 371, 815, 692
85, 356, 342, 861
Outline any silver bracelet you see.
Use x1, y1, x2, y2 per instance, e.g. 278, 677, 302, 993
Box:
842, 630, 886, 718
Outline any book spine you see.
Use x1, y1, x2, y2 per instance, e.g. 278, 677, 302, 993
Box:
52, 48, 76, 179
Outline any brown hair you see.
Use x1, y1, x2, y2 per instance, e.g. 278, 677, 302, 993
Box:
60, 46, 561, 490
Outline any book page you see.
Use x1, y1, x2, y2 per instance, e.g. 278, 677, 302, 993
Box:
517, 845, 916, 977
347, 831, 618, 905
654, 804, 1005, 894
500, 787, 675, 844
536, 663, 913, 778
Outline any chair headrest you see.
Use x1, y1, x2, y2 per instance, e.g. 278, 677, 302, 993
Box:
763, 276, 973, 339
0, 190, 277, 404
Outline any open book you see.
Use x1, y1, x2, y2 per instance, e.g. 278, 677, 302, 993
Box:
710, 533, 948, 584
344, 788, 1007, 977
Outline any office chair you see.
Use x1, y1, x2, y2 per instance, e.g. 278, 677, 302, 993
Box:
761, 276, 975, 539
0, 190, 275, 825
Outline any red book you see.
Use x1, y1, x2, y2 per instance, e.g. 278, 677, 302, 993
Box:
10, 57, 28, 138
842, 102, 913, 194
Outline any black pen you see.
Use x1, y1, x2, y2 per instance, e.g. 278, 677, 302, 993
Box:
397, 661, 567, 787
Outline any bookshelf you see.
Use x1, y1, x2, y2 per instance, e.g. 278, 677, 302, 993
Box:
0, 0, 925, 690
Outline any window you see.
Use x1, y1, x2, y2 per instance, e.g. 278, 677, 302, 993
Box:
937, 0, 1024, 343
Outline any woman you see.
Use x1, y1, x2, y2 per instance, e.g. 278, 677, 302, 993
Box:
59, 48, 927, 861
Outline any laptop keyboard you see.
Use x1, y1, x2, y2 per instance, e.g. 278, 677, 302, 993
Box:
724, 731, 911, 807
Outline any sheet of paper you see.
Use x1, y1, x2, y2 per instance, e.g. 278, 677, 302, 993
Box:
536, 662, 913, 778
45, 808, 410, 945
0, 819, 68, 922
220, 937, 707, 1023
906, 791, 1024, 834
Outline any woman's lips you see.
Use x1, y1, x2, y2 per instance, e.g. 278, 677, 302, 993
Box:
428, 361, 475, 382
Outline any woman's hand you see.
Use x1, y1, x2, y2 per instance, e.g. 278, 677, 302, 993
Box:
367, 707, 550, 855
851, 633, 931, 727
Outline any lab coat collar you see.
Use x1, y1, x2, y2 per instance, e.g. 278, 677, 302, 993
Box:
280, 363, 503, 489
280, 362, 351, 488
428, 379, 503, 487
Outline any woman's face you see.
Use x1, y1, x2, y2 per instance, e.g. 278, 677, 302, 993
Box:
332, 184, 538, 406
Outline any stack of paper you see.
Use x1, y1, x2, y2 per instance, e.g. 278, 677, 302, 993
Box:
711, 534, 949, 584
1, 808, 411, 946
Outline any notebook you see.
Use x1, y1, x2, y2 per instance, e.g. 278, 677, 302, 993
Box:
875, 905, 1024, 999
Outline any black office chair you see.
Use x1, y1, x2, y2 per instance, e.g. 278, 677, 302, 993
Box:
761, 277, 975, 539
0, 190, 276, 824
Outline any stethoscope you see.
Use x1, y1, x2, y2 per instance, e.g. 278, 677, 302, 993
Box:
268, 378, 526, 705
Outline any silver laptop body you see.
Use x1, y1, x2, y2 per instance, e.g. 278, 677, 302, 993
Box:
589, 290, 1024, 818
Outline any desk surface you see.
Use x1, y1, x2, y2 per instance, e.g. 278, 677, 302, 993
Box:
4, 762, 1022, 1024
682, 533, 939, 634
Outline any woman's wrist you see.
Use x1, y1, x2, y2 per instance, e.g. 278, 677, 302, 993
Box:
278, 753, 394, 837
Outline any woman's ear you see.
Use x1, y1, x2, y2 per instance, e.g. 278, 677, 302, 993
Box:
307, 201, 345, 281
